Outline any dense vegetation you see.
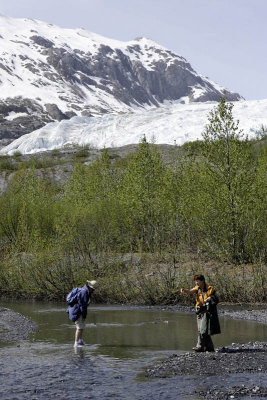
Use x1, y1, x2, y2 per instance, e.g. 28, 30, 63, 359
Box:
0, 99, 266, 303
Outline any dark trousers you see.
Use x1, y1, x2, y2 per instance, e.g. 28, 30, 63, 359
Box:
196, 314, 214, 351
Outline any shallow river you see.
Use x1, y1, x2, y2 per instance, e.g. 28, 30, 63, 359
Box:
0, 301, 266, 399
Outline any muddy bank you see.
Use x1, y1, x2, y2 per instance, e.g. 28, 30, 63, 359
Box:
0, 307, 37, 342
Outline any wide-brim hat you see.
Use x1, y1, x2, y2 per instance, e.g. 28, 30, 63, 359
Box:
86, 280, 97, 290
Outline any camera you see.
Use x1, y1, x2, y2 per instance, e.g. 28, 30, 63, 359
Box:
196, 303, 209, 315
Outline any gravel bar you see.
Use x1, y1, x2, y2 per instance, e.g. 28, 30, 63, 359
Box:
0, 307, 37, 342
146, 342, 267, 378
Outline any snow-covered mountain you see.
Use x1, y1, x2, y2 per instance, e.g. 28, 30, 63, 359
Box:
0, 14, 242, 145
2, 99, 266, 155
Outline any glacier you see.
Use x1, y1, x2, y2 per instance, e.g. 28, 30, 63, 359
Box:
1, 99, 267, 155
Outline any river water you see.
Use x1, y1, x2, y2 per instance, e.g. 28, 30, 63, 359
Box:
0, 301, 266, 399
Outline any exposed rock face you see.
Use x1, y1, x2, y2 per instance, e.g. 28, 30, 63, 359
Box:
44, 104, 69, 121
0, 15, 242, 145
0, 97, 51, 141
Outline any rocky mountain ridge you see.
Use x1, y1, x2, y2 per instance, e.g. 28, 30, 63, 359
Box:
0, 15, 242, 146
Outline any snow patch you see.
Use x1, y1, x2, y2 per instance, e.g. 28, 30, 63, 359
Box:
5, 111, 29, 120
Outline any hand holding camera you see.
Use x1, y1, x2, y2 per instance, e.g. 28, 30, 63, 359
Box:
196, 301, 210, 315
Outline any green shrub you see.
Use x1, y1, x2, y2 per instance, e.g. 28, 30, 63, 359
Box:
51, 149, 61, 157
11, 151, 23, 161
19, 156, 57, 169
74, 148, 89, 159
0, 155, 17, 171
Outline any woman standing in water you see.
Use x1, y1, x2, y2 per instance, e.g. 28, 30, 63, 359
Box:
180, 274, 220, 352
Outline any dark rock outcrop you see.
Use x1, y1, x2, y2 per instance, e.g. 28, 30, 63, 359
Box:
30, 35, 54, 48
44, 104, 69, 121
0, 98, 53, 142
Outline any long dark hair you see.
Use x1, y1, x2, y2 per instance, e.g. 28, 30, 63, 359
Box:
193, 274, 205, 282
193, 274, 207, 292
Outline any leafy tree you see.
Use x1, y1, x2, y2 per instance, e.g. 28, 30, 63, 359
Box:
0, 168, 57, 253
60, 150, 121, 256
120, 137, 169, 252
199, 97, 257, 262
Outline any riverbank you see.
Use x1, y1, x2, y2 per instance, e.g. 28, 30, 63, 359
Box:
146, 341, 267, 378
0, 307, 37, 342
146, 342, 267, 399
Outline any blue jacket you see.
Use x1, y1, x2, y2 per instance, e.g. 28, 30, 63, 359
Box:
67, 285, 91, 322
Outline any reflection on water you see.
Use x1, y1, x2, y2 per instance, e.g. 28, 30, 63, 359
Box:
0, 301, 266, 359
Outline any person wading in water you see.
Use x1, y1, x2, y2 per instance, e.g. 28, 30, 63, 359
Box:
67, 280, 97, 347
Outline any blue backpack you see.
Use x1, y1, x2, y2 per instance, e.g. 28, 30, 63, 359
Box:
66, 287, 81, 306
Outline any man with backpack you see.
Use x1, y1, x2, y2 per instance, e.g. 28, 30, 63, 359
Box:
67, 280, 98, 347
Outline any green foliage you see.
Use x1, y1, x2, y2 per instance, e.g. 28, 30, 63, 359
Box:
120, 137, 170, 252
74, 148, 89, 159
51, 149, 60, 157
0, 155, 17, 171
184, 97, 264, 263
12, 151, 23, 160
0, 112, 265, 301
255, 124, 267, 140
0, 168, 57, 252
182, 139, 205, 156
19, 156, 59, 169
59, 149, 121, 257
